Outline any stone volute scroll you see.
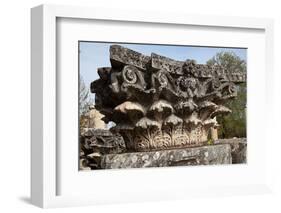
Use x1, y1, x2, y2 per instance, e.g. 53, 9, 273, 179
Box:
90, 45, 246, 152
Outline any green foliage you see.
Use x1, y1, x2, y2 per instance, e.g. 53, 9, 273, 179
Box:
217, 83, 246, 138
207, 139, 214, 145
207, 51, 247, 73
207, 51, 247, 138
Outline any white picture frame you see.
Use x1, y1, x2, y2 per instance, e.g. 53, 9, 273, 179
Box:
31, 4, 274, 208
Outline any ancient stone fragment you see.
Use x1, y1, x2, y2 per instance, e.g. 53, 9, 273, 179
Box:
81, 129, 126, 154
100, 144, 232, 169
151, 53, 184, 74
215, 138, 247, 164
90, 45, 246, 152
81, 105, 106, 129
80, 129, 126, 169
110, 45, 151, 70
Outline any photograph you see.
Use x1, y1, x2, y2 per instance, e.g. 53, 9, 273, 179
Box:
24, 2, 278, 209
78, 42, 247, 170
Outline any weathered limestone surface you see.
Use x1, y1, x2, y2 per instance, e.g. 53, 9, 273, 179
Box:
91, 45, 246, 152
80, 129, 126, 170
100, 144, 232, 169
83, 105, 106, 129
215, 138, 247, 164
80, 129, 126, 154
110, 45, 151, 70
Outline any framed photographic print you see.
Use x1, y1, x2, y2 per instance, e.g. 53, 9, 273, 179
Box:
31, 4, 274, 208
79, 42, 247, 170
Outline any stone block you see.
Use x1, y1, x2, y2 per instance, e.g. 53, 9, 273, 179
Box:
215, 138, 247, 164
100, 144, 232, 169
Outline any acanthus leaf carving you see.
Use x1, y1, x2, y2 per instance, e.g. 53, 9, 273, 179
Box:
90, 45, 246, 152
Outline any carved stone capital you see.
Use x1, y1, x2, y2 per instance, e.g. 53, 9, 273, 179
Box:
91, 45, 246, 152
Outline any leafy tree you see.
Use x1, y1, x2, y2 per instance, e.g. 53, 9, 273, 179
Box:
207, 51, 247, 138
207, 51, 246, 73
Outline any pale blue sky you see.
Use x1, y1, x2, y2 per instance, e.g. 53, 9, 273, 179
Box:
79, 41, 247, 100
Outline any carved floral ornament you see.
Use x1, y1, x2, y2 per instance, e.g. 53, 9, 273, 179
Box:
91, 45, 246, 152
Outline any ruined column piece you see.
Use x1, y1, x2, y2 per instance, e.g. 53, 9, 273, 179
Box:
91, 45, 246, 152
